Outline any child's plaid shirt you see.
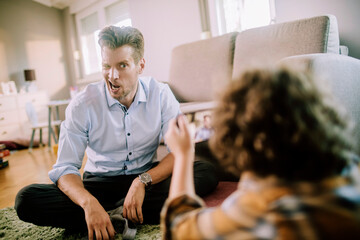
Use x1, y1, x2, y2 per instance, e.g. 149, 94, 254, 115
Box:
161, 172, 360, 240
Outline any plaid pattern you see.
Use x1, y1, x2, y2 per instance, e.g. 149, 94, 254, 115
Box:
161, 172, 360, 240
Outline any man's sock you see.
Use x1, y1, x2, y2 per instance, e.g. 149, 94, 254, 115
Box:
107, 206, 137, 240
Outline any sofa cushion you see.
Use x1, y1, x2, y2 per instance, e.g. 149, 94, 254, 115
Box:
168, 32, 238, 102
232, 15, 340, 80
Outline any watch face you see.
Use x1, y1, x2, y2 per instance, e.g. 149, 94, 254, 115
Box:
140, 173, 152, 185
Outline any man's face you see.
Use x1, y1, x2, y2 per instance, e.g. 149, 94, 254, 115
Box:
204, 116, 212, 128
101, 45, 145, 105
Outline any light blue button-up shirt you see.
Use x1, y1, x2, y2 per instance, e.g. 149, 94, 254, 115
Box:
49, 77, 180, 183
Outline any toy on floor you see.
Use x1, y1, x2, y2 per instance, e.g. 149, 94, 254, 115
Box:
0, 143, 10, 169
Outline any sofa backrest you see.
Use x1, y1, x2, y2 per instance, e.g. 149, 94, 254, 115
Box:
232, 15, 340, 80
168, 15, 340, 103
168, 32, 237, 102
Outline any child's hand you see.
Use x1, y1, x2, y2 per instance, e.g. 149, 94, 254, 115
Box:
165, 115, 194, 159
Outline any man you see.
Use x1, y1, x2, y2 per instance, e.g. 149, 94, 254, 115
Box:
15, 26, 217, 240
195, 114, 214, 142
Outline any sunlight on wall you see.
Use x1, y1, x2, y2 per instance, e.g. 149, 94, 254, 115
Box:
26, 40, 67, 98
0, 42, 9, 82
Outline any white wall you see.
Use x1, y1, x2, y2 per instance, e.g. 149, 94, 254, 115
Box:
275, 0, 360, 59
0, 0, 71, 100
128, 0, 203, 82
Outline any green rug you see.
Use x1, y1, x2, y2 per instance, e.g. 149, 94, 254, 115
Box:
0, 207, 161, 240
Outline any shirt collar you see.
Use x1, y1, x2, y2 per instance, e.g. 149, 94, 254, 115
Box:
104, 79, 147, 109
134, 79, 147, 105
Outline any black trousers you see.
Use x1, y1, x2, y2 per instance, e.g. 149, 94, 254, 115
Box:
15, 160, 218, 230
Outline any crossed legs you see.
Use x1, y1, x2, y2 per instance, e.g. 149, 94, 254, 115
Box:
15, 160, 218, 230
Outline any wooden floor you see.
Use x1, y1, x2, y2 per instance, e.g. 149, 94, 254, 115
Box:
0, 146, 59, 209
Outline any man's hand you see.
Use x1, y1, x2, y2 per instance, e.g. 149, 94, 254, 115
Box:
84, 197, 116, 240
122, 178, 146, 224
57, 174, 115, 240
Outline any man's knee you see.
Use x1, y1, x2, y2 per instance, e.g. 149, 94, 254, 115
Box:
15, 183, 59, 221
15, 184, 38, 221
193, 160, 219, 196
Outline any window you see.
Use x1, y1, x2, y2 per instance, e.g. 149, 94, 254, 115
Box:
105, 1, 132, 27
75, 0, 132, 82
216, 0, 275, 35
79, 12, 101, 75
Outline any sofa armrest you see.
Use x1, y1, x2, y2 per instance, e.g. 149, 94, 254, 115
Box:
180, 101, 216, 115
279, 53, 360, 150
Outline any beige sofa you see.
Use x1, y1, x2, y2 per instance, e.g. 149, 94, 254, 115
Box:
167, 14, 360, 150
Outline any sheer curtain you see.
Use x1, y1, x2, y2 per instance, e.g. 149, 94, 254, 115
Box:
216, 0, 275, 35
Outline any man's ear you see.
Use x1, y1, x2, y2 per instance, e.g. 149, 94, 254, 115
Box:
138, 58, 145, 74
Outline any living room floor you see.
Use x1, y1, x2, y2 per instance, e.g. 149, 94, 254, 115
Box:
0, 147, 56, 209
0, 146, 88, 209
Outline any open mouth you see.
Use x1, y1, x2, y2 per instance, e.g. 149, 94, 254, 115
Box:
109, 81, 120, 90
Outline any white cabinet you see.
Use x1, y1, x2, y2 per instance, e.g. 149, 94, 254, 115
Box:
0, 124, 20, 141
0, 110, 19, 126
0, 95, 20, 141
0, 95, 17, 111
0, 91, 49, 142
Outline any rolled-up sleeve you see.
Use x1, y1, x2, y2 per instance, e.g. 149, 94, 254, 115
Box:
160, 190, 258, 240
48, 99, 89, 183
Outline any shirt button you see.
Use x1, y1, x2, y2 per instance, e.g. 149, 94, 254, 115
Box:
127, 133, 130, 136
129, 152, 132, 155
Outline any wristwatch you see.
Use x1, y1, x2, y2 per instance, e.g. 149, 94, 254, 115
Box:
138, 172, 152, 188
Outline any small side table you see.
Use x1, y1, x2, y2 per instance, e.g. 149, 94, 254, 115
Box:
47, 99, 71, 148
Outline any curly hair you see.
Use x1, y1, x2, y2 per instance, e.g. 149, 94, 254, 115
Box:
209, 68, 355, 181
98, 26, 144, 63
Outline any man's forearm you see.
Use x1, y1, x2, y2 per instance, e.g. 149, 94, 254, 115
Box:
57, 174, 98, 209
145, 152, 174, 185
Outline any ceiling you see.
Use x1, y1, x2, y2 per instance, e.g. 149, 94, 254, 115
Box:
33, 0, 75, 10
